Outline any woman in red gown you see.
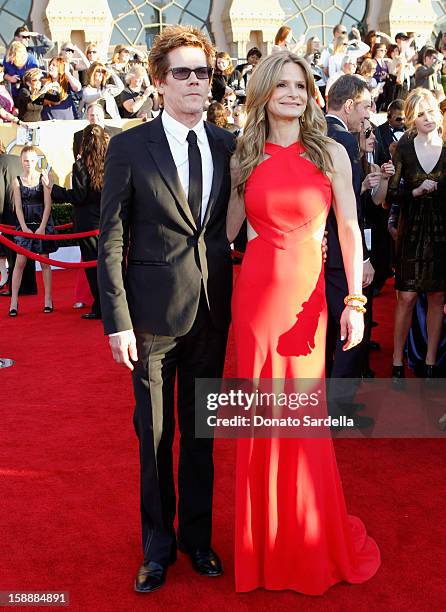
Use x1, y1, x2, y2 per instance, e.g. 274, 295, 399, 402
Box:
227, 52, 381, 595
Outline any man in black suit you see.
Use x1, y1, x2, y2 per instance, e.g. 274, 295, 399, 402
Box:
324, 76, 374, 420
98, 26, 234, 593
375, 99, 405, 166
0, 145, 37, 296
372, 99, 405, 293
72, 103, 122, 159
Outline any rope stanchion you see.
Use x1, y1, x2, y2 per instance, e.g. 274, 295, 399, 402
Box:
0, 222, 74, 231
0, 224, 99, 241
0, 234, 97, 269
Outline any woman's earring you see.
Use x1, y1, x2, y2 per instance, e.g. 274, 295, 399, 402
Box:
299, 113, 305, 125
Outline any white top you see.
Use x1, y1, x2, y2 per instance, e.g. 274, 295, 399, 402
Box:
161, 110, 213, 224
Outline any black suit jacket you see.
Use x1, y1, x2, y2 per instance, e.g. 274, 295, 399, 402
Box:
51, 159, 101, 231
375, 121, 398, 167
72, 124, 122, 159
325, 115, 369, 269
98, 115, 235, 336
0, 154, 22, 224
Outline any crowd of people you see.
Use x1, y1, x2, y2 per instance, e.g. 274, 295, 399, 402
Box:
1, 18, 446, 599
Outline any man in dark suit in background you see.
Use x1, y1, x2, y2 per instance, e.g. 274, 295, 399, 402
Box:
375, 99, 405, 166
324, 76, 374, 423
371, 99, 405, 294
0, 143, 37, 296
98, 26, 235, 594
72, 103, 121, 159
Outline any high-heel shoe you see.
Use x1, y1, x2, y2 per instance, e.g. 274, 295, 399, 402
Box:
9, 305, 18, 317
391, 365, 405, 378
43, 302, 53, 314
424, 364, 437, 379
391, 364, 405, 389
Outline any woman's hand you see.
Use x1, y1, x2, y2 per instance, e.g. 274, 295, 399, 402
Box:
340, 306, 364, 351
413, 179, 437, 197
41, 169, 53, 190
21, 225, 32, 233
362, 171, 381, 192
35, 225, 45, 235
380, 161, 395, 179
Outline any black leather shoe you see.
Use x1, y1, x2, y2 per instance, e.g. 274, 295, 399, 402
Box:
180, 547, 223, 577
134, 561, 167, 593
368, 340, 381, 351
81, 312, 101, 320
361, 368, 375, 379
352, 414, 375, 429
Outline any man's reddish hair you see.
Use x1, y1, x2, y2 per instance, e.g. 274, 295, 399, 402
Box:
148, 25, 215, 84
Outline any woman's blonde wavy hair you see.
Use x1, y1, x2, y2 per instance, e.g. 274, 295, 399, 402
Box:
235, 51, 333, 196
404, 87, 443, 134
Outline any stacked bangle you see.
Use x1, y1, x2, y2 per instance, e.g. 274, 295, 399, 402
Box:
343, 294, 367, 306
344, 294, 367, 314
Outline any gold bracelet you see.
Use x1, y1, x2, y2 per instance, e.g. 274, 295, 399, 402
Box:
347, 303, 367, 314
344, 294, 367, 306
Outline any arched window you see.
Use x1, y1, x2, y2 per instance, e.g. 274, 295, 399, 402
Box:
109, 0, 213, 49
0, 0, 32, 51
278, 0, 368, 46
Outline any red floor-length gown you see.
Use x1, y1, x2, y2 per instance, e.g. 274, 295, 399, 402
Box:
232, 142, 381, 595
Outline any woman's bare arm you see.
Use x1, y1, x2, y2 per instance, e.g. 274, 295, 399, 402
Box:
226, 157, 246, 243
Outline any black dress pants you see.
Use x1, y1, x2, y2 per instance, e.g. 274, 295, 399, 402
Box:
79, 235, 100, 315
131, 292, 228, 565
325, 267, 364, 417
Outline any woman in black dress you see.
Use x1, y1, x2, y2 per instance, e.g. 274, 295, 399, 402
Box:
388, 88, 446, 378
44, 125, 109, 320
9, 145, 56, 316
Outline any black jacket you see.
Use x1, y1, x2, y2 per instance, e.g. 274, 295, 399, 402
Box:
51, 159, 101, 231
325, 115, 369, 269
98, 116, 235, 336
375, 121, 400, 166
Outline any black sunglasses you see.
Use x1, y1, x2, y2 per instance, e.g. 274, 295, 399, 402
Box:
393, 116, 405, 122
64, 48, 75, 53
168, 66, 212, 80
364, 126, 375, 138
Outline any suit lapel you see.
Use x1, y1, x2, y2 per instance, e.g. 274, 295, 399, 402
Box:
202, 123, 225, 228
144, 115, 197, 230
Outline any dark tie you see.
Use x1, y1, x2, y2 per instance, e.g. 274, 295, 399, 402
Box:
186, 130, 202, 228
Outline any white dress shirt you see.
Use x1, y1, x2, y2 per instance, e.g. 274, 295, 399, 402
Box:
161, 110, 213, 224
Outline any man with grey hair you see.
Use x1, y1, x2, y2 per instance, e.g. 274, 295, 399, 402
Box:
72, 103, 122, 159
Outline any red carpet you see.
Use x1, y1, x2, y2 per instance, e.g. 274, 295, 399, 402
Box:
1, 270, 445, 611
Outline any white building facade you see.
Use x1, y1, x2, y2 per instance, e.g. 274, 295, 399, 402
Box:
0, 0, 445, 59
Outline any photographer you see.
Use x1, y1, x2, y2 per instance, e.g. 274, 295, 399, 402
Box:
414, 48, 443, 92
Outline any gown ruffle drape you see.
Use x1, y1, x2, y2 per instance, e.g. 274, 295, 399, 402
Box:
232, 142, 381, 595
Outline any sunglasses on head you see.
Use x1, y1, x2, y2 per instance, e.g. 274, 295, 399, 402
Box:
168, 66, 212, 80
364, 126, 375, 138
